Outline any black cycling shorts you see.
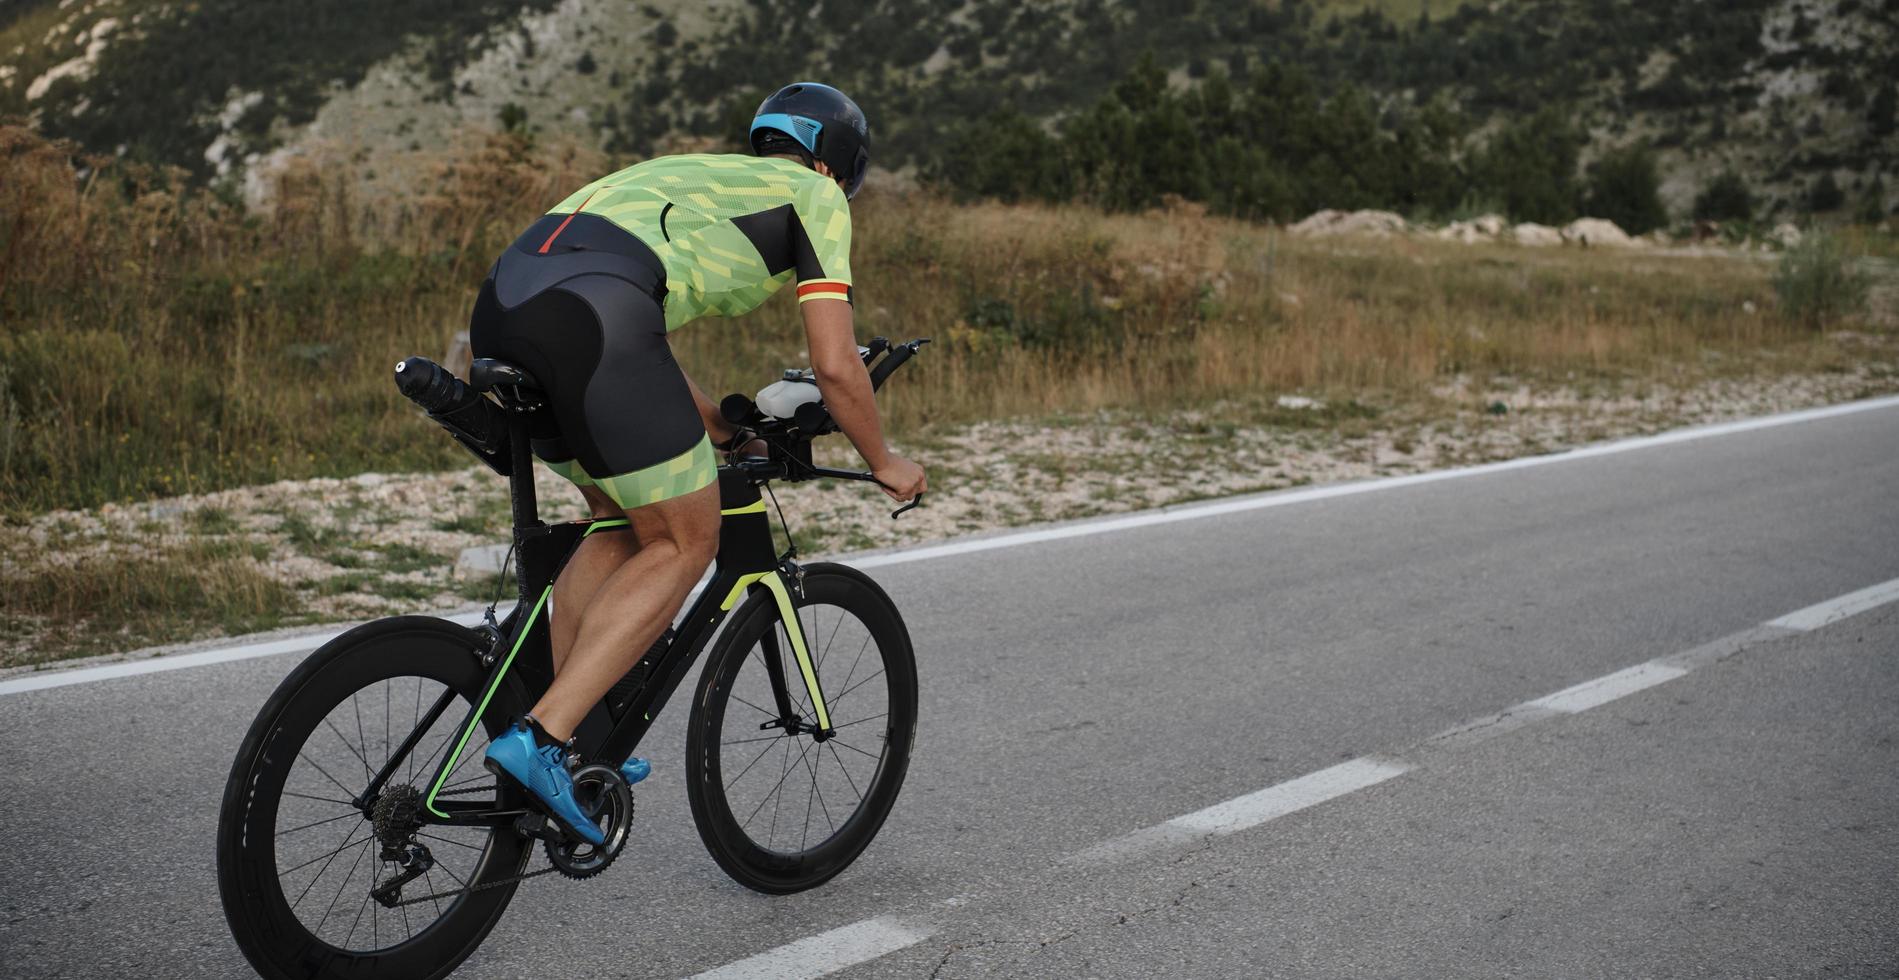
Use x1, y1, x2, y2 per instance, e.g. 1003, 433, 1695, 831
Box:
468, 214, 716, 508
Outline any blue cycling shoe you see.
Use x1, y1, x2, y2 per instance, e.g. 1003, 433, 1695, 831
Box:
620, 757, 651, 786
484, 720, 606, 846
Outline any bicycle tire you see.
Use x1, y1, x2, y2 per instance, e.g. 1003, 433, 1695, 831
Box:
217, 616, 531, 980
685, 563, 918, 894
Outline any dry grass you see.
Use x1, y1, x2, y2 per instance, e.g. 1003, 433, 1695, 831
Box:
0, 537, 296, 665
0, 123, 1878, 526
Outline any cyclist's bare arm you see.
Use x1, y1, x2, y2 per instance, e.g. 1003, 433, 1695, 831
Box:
684, 373, 738, 445
802, 299, 926, 501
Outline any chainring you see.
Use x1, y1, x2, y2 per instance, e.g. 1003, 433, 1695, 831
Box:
544, 764, 634, 879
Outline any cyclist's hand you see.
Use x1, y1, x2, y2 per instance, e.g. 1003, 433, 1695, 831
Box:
873, 455, 926, 502
717, 426, 768, 459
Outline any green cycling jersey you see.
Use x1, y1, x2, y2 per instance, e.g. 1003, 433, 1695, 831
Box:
543, 153, 854, 331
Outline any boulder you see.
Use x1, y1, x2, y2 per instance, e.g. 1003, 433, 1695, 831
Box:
1290, 209, 1408, 238
1290, 209, 1347, 235
1560, 218, 1639, 248
1435, 213, 1506, 243
1511, 223, 1562, 247
1769, 222, 1803, 248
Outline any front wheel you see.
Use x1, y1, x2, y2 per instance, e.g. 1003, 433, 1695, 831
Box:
685, 564, 918, 894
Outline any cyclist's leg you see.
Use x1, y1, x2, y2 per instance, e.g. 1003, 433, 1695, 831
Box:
550, 484, 638, 674
531, 481, 719, 740
516, 262, 717, 740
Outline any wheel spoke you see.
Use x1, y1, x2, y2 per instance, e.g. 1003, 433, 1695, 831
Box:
798, 743, 834, 842
315, 835, 374, 936
830, 667, 886, 709
828, 712, 887, 731
722, 732, 793, 746
353, 690, 373, 785
729, 692, 778, 720
322, 715, 372, 778
816, 607, 845, 672
800, 748, 817, 850
299, 749, 360, 800
421, 867, 444, 918
724, 737, 784, 791
832, 635, 874, 707
286, 825, 368, 904
282, 789, 357, 806
415, 831, 485, 852
277, 809, 361, 838
827, 735, 884, 761
827, 742, 865, 805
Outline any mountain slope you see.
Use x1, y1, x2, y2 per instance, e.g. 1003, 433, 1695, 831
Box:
4, 0, 1894, 219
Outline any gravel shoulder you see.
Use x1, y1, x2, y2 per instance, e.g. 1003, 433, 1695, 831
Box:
3, 341, 1896, 670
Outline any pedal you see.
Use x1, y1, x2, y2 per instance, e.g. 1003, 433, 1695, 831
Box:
513, 811, 552, 841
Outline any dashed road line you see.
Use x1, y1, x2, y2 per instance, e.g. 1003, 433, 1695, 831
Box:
1523, 661, 1689, 714
1768, 577, 1899, 632
686, 573, 1899, 978
684, 916, 935, 980
1165, 756, 1414, 836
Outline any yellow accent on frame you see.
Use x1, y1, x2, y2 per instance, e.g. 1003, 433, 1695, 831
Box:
720, 500, 767, 516
719, 571, 831, 731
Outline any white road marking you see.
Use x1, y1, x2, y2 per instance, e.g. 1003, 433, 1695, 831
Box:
684, 916, 934, 980
1523, 661, 1690, 714
1166, 757, 1414, 835
0, 611, 489, 697
5, 394, 1896, 697
674, 578, 1883, 978
854, 394, 1899, 572
1767, 576, 1899, 632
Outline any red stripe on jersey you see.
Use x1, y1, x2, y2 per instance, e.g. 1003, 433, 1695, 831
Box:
538, 190, 601, 254
797, 281, 849, 298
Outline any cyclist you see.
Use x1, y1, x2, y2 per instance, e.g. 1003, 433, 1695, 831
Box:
473, 82, 926, 844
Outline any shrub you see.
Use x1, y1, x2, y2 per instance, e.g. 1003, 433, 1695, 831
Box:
1693, 171, 1754, 222
1773, 231, 1867, 329
1805, 172, 1845, 213
1471, 106, 1584, 224
1583, 143, 1668, 234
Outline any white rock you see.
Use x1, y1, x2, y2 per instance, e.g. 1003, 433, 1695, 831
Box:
1435, 214, 1505, 244
1511, 223, 1562, 247
1276, 395, 1323, 410
1290, 209, 1408, 237
1290, 209, 1348, 235
1561, 218, 1639, 248
1769, 222, 1803, 247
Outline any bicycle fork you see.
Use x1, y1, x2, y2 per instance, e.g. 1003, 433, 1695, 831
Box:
719, 560, 834, 737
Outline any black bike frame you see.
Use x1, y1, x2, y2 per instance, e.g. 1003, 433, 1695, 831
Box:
354, 410, 822, 828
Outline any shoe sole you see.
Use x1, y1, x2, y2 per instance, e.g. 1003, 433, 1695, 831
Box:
483, 757, 606, 847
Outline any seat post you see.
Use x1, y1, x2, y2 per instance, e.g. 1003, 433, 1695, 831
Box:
507, 409, 540, 537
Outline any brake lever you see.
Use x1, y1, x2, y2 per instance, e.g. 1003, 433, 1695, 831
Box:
891, 493, 923, 519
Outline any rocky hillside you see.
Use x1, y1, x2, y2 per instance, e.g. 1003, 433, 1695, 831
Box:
3, 0, 1894, 220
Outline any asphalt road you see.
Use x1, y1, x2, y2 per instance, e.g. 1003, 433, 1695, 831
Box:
2, 402, 1896, 979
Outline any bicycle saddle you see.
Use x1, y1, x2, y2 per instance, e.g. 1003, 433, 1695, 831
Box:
468, 358, 542, 393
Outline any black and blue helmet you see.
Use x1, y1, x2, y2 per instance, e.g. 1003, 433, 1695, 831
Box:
749, 82, 870, 199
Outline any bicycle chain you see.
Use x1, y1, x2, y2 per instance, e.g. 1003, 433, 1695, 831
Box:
382, 785, 578, 908
386, 860, 566, 908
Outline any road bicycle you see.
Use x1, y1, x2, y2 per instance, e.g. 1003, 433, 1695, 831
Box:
216, 338, 929, 980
